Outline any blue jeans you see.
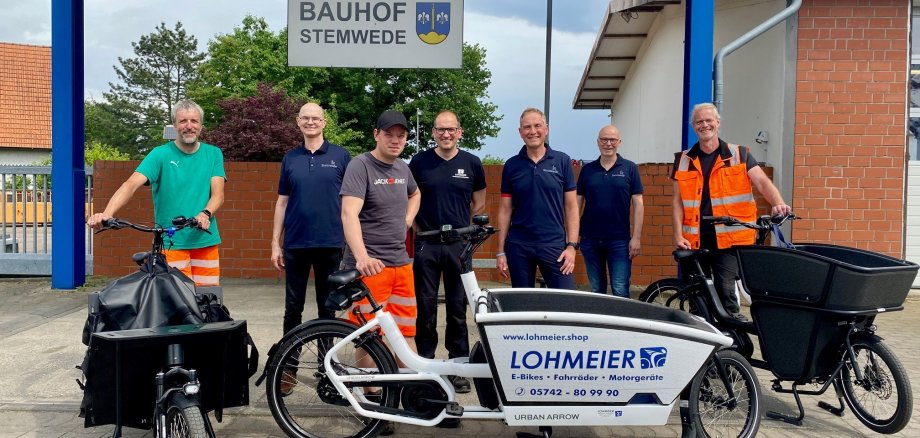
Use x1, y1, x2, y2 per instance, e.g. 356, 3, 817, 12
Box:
580, 238, 631, 298
505, 240, 576, 289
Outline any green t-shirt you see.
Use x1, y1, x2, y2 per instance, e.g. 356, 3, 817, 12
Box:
135, 142, 226, 249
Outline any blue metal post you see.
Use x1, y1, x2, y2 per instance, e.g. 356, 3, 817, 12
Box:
51, 0, 85, 288
681, 0, 714, 150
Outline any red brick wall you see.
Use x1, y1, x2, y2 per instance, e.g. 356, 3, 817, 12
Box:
94, 161, 772, 288
92, 161, 281, 279
793, 0, 908, 257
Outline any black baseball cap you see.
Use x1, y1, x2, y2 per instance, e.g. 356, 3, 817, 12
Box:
376, 110, 409, 131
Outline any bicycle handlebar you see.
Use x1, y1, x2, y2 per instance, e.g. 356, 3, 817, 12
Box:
416, 224, 479, 239
98, 216, 209, 235
702, 213, 799, 229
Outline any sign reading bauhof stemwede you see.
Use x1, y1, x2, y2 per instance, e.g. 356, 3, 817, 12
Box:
288, 1, 464, 68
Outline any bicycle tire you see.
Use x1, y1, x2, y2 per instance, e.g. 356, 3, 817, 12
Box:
840, 336, 912, 434
689, 349, 761, 438
266, 322, 399, 438
639, 279, 698, 314
164, 396, 208, 438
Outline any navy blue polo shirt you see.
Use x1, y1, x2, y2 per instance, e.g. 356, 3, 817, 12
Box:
501, 144, 576, 245
409, 148, 487, 232
277, 141, 351, 249
577, 154, 643, 240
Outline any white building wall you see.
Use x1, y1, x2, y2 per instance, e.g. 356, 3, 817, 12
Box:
0, 148, 50, 165
907, 162, 920, 287
612, 0, 789, 168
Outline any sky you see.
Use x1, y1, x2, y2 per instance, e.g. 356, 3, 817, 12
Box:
0, 0, 612, 160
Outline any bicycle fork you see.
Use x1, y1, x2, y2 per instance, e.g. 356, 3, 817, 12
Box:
679, 353, 738, 438
153, 344, 210, 437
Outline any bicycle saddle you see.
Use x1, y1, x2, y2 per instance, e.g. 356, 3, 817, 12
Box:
132, 252, 149, 266
328, 269, 362, 289
673, 248, 709, 261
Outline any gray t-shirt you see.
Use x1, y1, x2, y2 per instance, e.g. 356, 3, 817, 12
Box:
340, 152, 418, 268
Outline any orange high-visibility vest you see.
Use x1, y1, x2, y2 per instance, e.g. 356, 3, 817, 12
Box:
674, 143, 757, 249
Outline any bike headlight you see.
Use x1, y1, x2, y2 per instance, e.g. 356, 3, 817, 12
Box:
183, 382, 200, 395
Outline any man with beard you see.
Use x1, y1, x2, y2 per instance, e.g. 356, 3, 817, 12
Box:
88, 100, 226, 286
672, 103, 791, 320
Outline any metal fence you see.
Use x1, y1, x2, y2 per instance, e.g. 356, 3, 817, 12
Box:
0, 165, 93, 275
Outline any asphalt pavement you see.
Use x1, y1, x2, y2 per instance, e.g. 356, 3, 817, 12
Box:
0, 277, 918, 437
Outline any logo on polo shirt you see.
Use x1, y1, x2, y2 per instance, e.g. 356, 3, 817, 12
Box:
543, 165, 559, 174
374, 178, 407, 185
321, 159, 339, 168
452, 168, 469, 179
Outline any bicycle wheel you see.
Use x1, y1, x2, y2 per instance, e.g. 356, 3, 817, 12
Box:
164, 397, 208, 438
640, 279, 698, 313
266, 322, 399, 438
840, 336, 912, 434
689, 349, 761, 438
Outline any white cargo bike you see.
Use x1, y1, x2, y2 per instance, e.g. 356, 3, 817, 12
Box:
258, 215, 761, 438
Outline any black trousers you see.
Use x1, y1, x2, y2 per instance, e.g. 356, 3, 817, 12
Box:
413, 239, 469, 359
283, 247, 343, 335
681, 233, 741, 314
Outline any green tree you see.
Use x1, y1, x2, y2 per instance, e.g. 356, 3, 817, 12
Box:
204, 83, 363, 161
102, 22, 206, 155
481, 155, 505, 165
84, 100, 140, 158
84, 141, 131, 165
190, 16, 501, 157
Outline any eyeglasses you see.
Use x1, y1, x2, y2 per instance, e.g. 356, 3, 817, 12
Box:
434, 127, 460, 135
598, 138, 621, 145
297, 116, 325, 123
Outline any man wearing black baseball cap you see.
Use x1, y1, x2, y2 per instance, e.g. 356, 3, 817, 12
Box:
340, 108, 421, 349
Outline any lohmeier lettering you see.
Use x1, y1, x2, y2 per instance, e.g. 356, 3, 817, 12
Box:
299, 1, 409, 45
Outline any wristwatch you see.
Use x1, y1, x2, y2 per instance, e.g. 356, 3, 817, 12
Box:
565, 242, 579, 250
201, 209, 212, 218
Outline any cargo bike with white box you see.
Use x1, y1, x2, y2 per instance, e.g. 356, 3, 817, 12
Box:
260, 215, 761, 438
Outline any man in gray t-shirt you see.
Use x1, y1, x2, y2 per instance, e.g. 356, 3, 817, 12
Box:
341, 110, 421, 341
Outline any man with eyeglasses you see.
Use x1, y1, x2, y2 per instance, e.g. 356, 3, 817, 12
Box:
271, 102, 351, 349
408, 110, 486, 398
672, 103, 791, 321
496, 108, 579, 289
576, 125, 644, 298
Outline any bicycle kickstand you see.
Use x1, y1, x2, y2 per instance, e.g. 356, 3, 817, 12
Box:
817, 379, 846, 416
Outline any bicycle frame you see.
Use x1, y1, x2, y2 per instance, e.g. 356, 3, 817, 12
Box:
656, 216, 917, 433
322, 258, 734, 427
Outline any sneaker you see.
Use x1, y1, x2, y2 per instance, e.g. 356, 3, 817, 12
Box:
379, 421, 395, 436
729, 312, 750, 322
280, 370, 297, 396
448, 375, 471, 394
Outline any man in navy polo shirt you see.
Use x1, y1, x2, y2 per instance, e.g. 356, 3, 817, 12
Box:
271, 102, 351, 336
409, 110, 486, 394
577, 124, 644, 297
496, 108, 579, 289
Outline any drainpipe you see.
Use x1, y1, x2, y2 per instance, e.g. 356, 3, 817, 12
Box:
713, 0, 801, 111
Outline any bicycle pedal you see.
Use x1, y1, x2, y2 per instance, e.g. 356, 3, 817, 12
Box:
445, 402, 463, 416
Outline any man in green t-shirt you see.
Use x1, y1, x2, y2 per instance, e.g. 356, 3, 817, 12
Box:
88, 100, 227, 285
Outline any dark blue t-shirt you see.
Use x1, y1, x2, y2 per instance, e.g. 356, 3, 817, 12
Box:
277, 141, 351, 249
409, 148, 487, 232
501, 145, 576, 245
577, 155, 643, 240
